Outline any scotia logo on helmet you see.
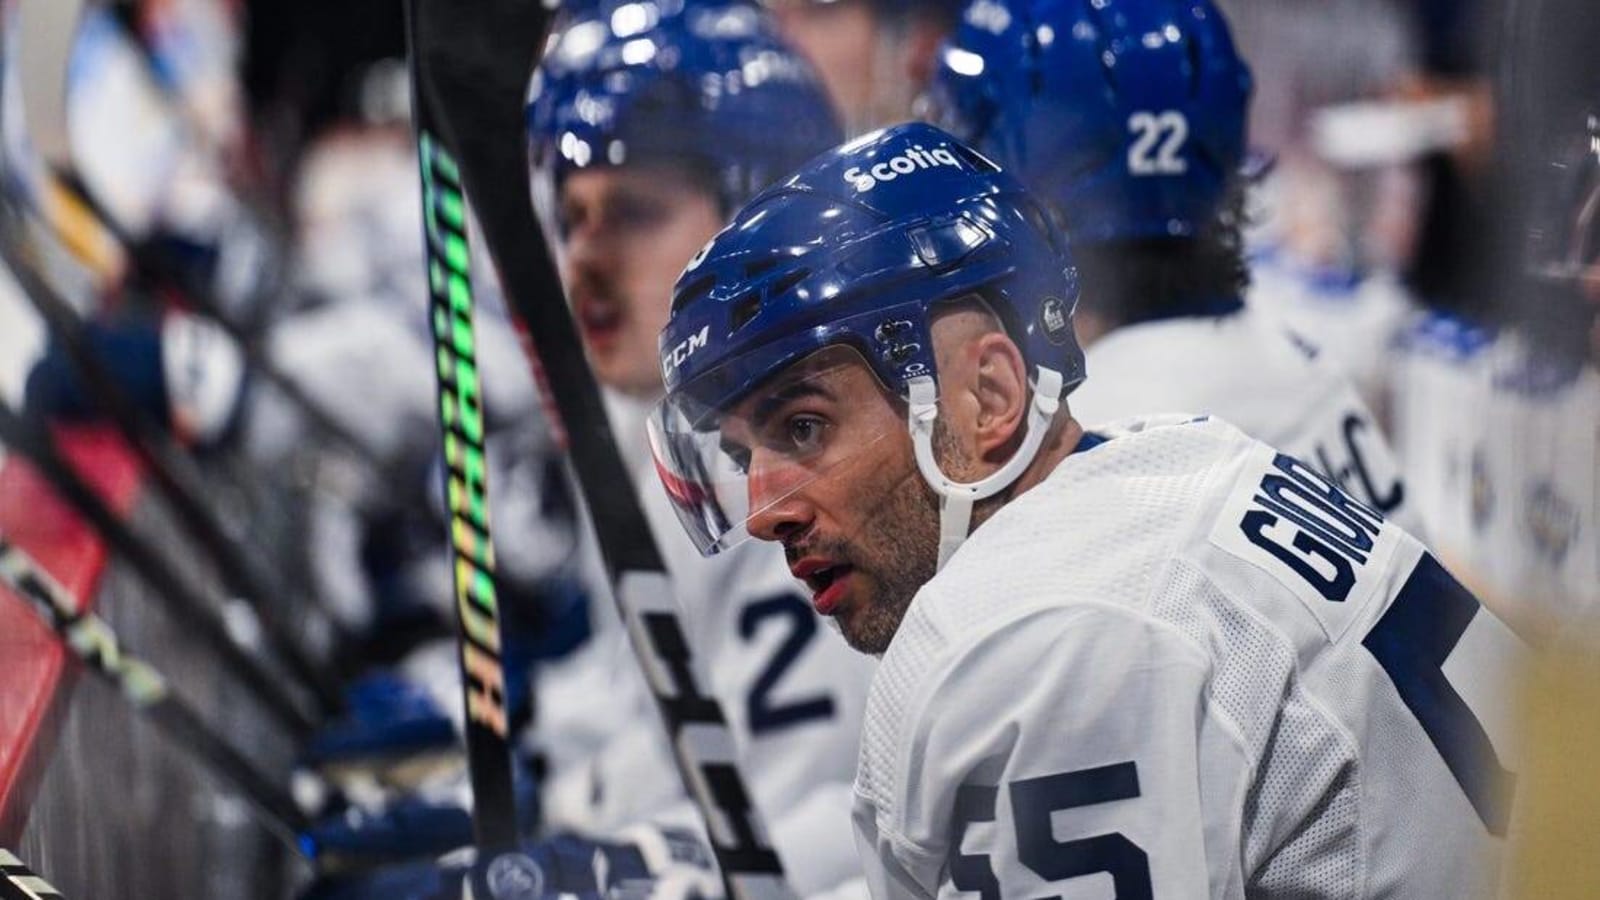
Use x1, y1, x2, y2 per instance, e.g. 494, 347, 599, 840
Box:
844, 144, 964, 193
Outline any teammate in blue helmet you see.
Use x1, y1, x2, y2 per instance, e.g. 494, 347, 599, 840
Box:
527, 0, 842, 396
653, 120, 1522, 899
759, 0, 965, 135
929, 0, 1252, 337
524, 5, 881, 896
930, 0, 1426, 537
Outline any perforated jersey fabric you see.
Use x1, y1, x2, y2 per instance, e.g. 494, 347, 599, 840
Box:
1068, 307, 1423, 538
853, 415, 1520, 899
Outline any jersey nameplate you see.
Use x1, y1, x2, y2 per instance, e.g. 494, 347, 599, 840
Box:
1211, 450, 1393, 641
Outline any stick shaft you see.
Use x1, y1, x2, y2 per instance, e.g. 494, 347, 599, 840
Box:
403, 6, 519, 851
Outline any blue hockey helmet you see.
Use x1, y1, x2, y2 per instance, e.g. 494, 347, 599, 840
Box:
649, 122, 1084, 561
928, 0, 1252, 243
526, 0, 843, 217
757, 0, 966, 23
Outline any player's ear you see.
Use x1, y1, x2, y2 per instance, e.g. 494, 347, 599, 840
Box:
970, 333, 1029, 463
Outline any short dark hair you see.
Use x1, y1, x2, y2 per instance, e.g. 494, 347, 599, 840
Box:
1064, 183, 1252, 328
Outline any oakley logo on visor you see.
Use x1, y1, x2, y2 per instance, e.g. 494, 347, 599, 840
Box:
844, 144, 962, 193
662, 325, 712, 379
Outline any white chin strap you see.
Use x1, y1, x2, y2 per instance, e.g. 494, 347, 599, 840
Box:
908, 366, 1064, 570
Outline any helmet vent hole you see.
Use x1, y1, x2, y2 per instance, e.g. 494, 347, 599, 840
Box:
766, 268, 811, 301
730, 292, 763, 332
672, 273, 716, 313
744, 256, 782, 279
951, 143, 1002, 174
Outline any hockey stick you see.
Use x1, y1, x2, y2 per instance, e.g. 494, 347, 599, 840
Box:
406, 2, 792, 895
0, 191, 344, 712
0, 540, 317, 862
0, 849, 65, 900
0, 398, 317, 736
13, 0, 405, 486
402, 7, 519, 854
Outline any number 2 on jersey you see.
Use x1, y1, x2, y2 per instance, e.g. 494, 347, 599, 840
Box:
740, 594, 835, 735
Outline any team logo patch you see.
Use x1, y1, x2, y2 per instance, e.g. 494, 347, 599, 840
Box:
483, 851, 545, 900
1040, 296, 1071, 344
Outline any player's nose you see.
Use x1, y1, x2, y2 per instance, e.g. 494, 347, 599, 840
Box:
564, 218, 614, 274
745, 455, 813, 545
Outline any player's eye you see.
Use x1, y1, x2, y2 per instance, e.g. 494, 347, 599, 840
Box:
556, 200, 585, 240
610, 193, 671, 232
781, 414, 829, 457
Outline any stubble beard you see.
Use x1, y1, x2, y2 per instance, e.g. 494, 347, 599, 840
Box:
830, 421, 970, 656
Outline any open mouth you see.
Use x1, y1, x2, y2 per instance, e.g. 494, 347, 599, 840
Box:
578, 302, 623, 337
804, 564, 846, 592
802, 564, 853, 615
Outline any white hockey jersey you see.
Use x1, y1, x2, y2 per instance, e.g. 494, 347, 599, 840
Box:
1068, 308, 1421, 537
1247, 254, 1418, 421
854, 416, 1522, 899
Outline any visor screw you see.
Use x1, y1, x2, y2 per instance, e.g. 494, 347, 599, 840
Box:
874, 320, 913, 344
884, 342, 921, 365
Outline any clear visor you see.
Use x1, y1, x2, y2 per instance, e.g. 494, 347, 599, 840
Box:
647, 345, 901, 555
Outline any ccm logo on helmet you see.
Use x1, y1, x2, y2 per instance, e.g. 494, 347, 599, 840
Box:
662, 325, 712, 378
844, 145, 962, 193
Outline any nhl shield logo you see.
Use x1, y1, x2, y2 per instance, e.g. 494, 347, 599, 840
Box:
1040, 296, 1071, 345
479, 851, 545, 900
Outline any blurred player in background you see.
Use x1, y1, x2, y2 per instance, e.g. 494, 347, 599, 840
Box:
1386, 0, 1599, 640
1472, 110, 1600, 634
929, 0, 1419, 534
759, 0, 961, 135
463, 1, 874, 894
651, 119, 1524, 899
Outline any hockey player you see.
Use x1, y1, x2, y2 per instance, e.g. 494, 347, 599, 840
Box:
650, 120, 1524, 898
757, 0, 962, 136
520, 1, 876, 894
927, 0, 1421, 535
